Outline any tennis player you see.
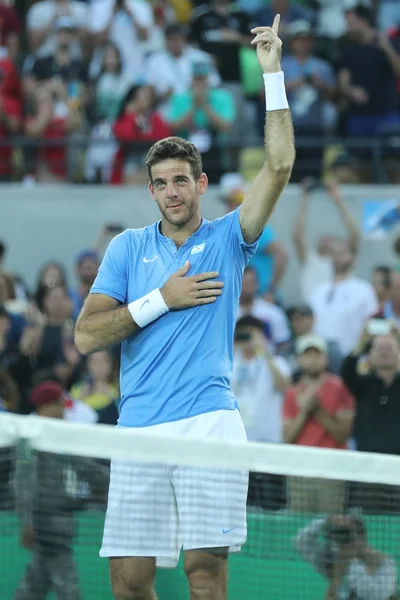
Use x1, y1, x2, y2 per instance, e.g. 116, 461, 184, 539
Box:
75, 15, 294, 600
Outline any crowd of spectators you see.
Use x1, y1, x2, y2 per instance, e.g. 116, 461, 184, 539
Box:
0, 0, 398, 183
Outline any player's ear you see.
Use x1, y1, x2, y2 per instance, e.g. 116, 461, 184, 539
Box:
197, 173, 208, 196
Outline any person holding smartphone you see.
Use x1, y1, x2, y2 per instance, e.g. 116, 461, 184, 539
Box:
342, 323, 400, 513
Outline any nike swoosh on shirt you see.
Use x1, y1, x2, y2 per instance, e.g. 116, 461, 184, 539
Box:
143, 256, 160, 263
222, 527, 239, 534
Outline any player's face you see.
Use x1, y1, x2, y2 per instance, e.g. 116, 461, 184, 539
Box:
149, 160, 208, 228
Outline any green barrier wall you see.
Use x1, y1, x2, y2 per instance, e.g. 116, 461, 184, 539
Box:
2, 512, 399, 599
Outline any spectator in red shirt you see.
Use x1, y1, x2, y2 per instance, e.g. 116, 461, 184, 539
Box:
0, 60, 21, 181
283, 333, 354, 513
110, 84, 171, 185
0, 1, 20, 62
24, 86, 80, 181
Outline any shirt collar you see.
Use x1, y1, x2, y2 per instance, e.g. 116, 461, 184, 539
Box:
156, 218, 208, 245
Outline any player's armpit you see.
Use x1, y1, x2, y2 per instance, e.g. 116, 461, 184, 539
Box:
74, 293, 140, 355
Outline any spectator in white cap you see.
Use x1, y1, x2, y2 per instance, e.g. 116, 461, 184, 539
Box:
221, 172, 288, 302
26, 0, 88, 59
283, 333, 354, 513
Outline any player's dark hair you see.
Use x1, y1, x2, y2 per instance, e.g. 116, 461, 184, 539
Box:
146, 137, 203, 183
235, 315, 264, 333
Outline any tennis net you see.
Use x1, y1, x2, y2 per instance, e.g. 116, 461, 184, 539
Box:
1, 412, 400, 600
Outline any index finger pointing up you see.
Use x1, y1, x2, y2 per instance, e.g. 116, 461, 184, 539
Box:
272, 13, 280, 35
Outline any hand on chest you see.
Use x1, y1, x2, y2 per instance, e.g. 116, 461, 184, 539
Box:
129, 237, 226, 302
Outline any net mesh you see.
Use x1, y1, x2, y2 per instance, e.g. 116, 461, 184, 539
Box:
1, 413, 400, 600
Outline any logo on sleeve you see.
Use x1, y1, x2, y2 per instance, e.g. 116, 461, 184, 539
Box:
191, 243, 205, 255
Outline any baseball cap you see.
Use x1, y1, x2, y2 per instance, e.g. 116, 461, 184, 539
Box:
288, 304, 314, 319
75, 250, 99, 267
55, 16, 76, 31
192, 62, 210, 78
220, 173, 246, 206
30, 381, 65, 407
288, 20, 313, 38
296, 334, 328, 355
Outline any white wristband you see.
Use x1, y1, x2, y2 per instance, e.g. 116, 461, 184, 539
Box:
128, 288, 169, 328
263, 71, 289, 112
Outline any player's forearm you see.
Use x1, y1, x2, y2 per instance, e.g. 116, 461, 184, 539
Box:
265, 109, 295, 177
75, 305, 140, 355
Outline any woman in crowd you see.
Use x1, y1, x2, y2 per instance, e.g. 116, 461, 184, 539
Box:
110, 84, 171, 184
19, 285, 75, 383
92, 43, 133, 122
24, 86, 81, 182
70, 349, 119, 425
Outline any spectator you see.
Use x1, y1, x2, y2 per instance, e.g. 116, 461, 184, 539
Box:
283, 304, 343, 375
231, 316, 290, 510
237, 267, 291, 352
34, 261, 68, 296
371, 266, 391, 313
14, 381, 109, 600
111, 84, 171, 185
310, 240, 378, 355
379, 0, 400, 37
256, 0, 314, 40
337, 4, 400, 138
26, 17, 88, 111
190, 0, 255, 85
167, 62, 234, 184
91, 42, 132, 122
24, 86, 81, 182
294, 514, 398, 600
146, 24, 221, 117
0, 366, 19, 412
0, 60, 22, 182
293, 178, 360, 303
71, 350, 119, 425
88, 0, 153, 86
26, 0, 88, 59
0, 305, 32, 412
19, 285, 73, 383
378, 270, 400, 324
342, 328, 400, 513
0, 0, 20, 62
221, 173, 288, 299
70, 251, 99, 320
279, 20, 336, 180
283, 334, 354, 513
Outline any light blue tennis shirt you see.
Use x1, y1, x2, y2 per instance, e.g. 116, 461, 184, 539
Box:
90, 208, 258, 427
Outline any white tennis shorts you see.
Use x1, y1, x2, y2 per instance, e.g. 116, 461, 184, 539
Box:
100, 409, 248, 567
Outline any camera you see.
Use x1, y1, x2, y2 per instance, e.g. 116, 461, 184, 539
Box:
327, 525, 355, 545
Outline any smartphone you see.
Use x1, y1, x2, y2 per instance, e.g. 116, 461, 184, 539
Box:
367, 319, 391, 336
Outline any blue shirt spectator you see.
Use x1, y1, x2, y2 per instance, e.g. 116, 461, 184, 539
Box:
282, 21, 336, 129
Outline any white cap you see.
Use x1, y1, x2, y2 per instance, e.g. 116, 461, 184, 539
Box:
296, 334, 328, 355
219, 172, 246, 194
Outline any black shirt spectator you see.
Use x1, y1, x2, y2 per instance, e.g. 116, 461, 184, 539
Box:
190, 0, 255, 83
337, 5, 400, 136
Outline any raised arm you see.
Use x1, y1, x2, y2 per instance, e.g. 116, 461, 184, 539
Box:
293, 183, 311, 264
325, 180, 360, 254
239, 15, 295, 245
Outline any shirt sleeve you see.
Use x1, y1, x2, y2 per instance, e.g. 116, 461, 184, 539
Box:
362, 284, 379, 321
213, 207, 259, 267
90, 231, 130, 303
349, 558, 398, 600
282, 388, 298, 420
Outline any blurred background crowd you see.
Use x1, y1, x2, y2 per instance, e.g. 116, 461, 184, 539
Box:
0, 0, 398, 183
